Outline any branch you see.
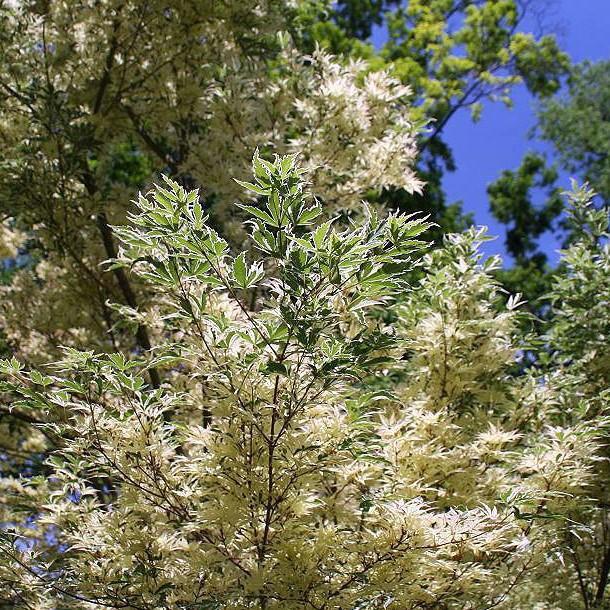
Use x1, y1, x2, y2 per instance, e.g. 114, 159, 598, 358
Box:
82, 12, 160, 388
121, 103, 177, 173
94, 210, 161, 389
594, 543, 610, 607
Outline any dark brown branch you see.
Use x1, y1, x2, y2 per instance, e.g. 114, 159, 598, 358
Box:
594, 543, 610, 607
121, 103, 177, 173
78, 12, 161, 388
92, 16, 121, 115
419, 78, 486, 153
94, 210, 161, 389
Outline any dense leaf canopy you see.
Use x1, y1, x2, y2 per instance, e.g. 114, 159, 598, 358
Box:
0, 2, 608, 609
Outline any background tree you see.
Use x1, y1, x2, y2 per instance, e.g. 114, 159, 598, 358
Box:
538, 61, 610, 202
487, 60, 610, 303
487, 152, 562, 303
0, 0, 421, 366
302, 0, 569, 234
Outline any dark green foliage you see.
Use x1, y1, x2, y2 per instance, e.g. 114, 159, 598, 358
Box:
488, 60, 610, 303
488, 152, 563, 264
298, 0, 570, 248
538, 61, 610, 201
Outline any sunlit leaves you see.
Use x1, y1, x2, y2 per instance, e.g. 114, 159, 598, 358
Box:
0, 156, 606, 610
231, 253, 264, 289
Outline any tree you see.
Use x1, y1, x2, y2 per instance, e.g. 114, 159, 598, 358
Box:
487, 60, 610, 302
0, 0, 421, 368
304, 0, 569, 232
486, 152, 562, 303
534, 185, 610, 609
0, 153, 604, 609
538, 61, 610, 202
0, 4, 606, 608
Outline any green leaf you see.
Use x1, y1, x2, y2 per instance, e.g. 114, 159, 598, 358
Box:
232, 253, 248, 288
237, 204, 277, 226
107, 353, 127, 371
0, 357, 23, 374
263, 361, 288, 376
252, 149, 273, 183
156, 186, 180, 204
234, 179, 271, 196
313, 220, 334, 249
30, 370, 53, 386
298, 204, 322, 225
189, 201, 206, 229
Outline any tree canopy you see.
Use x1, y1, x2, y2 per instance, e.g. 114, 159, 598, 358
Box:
538, 61, 610, 202
307, 0, 569, 232
487, 59, 610, 302
0, 2, 608, 609
0, 153, 608, 610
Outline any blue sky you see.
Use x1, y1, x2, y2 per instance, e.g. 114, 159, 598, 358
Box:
374, 1, 610, 263
441, 0, 610, 263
